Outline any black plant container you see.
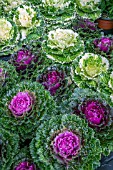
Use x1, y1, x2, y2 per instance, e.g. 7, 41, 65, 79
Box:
0, 55, 11, 61
96, 152, 113, 170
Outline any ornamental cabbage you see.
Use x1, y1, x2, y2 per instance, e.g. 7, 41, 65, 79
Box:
12, 49, 38, 71
81, 100, 109, 128
33, 0, 76, 26
0, 18, 19, 55
94, 37, 113, 53
13, 4, 43, 41
0, 81, 56, 140
75, 0, 101, 20
73, 19, 97, 32
30, 114, 101, 170
13, 5, 37, 28
71, 53, 109, 88
37, 66, 65, 95
43, 28, 84, 63
67, 88, 113, 155
0, 18, 12, 41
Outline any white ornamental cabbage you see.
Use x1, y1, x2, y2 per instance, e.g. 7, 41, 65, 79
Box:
38, 0, 76, 25
13, 5, 37, 28
43, 28, 84, 63
75, 0, 101, 20
78, 53, 109, 79
0, 18, 13, 42
12, 4, 43, 41
71, 53, 109, 88
0, 18, 19, 56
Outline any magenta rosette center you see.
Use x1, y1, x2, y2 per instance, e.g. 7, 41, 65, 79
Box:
9, 91, 34, 117
81, 100, 109, 128
38, 70, 64, 95
53, 131, 81, 160
94, 37, 113, 53
15, 161, 36, 170
15, 50, 36, 71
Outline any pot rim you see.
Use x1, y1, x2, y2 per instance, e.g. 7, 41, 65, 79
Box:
96, 17, 113, 21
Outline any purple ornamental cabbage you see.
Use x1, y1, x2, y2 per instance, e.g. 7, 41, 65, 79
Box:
53, 131, 81, 161
81, 100, 109, 128
8, 91, 35, 117
15, 50, 37, 71
15, 161, 36, 170
73, 19, 97, 32
94, 37, 113, 53
38, 70, 64, 95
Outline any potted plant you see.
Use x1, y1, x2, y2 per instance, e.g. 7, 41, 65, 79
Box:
96, 0, 113, 34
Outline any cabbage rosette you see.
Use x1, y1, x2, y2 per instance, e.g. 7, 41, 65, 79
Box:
36, 63, 74, 99
72, 19, 101, 42
0, 18, 20, 56
0, 128, 19, 170
12, 3, 44, 42
93, 37, 113, 59
31, 0, 76, 27
71, 53, 109, 88
75, 0, 101, 20
30, 114, 101, 170
67, 88, 113, 155
0, 61, 18, 97
43, 28, 84, 63
10, 39, 42, 75
0, 81, 56, 140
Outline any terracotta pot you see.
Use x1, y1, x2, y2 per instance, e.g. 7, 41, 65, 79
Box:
96, 18, 113, 30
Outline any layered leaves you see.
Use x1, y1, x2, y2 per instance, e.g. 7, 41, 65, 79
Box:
30, 114, 101, 170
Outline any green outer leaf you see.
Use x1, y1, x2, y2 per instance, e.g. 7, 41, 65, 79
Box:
98, 71, 113, 108
0, 81, 56, 141
0, 61, 19, 97
65, 87, 113, 156
30, 114, 101, 170
0, 128, 19, 170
